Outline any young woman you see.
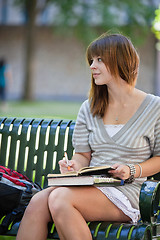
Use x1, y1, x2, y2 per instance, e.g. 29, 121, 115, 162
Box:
16, 33, 160, 240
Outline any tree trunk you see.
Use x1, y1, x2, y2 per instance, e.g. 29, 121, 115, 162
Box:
23, 0, 36, 100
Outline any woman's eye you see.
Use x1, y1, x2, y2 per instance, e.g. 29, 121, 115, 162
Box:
97, 57, 102, 62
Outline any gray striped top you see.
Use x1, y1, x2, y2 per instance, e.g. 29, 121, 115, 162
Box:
72, 94, 160, 209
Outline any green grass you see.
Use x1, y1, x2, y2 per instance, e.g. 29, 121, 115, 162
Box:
0, 100, 83, 119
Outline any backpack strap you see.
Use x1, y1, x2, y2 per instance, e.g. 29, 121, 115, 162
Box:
0, 206, 26, 234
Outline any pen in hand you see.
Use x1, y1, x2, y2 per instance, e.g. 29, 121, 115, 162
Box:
64, 152, 71, 171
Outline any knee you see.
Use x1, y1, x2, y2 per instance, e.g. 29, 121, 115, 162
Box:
48, 187, 70, 216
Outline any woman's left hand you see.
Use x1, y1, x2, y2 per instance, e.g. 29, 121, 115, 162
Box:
109, 164, 130, 180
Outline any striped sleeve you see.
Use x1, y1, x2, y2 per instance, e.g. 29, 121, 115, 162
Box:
72, 101, 91, 153
153, 117, 160, 156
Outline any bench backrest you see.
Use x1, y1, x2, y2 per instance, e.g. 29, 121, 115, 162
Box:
0, 117, 75, 189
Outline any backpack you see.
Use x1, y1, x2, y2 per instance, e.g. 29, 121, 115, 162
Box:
0, 166, 42, 234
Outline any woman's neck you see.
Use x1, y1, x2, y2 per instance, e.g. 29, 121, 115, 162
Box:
107, 82, 136, 106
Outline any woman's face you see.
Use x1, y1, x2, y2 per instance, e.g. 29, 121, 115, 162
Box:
90, 56, 113, 86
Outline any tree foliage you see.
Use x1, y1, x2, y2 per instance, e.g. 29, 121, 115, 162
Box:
152, 5, 160, 40
15, 0, 157, 46
50, 0, 156, 46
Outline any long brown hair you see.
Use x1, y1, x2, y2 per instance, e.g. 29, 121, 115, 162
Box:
86, 33, 139, 117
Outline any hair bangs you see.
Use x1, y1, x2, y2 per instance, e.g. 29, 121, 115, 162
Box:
86, 38, 107, 65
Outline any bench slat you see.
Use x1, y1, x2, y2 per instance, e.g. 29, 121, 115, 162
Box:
16, 118, 34, 173
0, 117, 16, 166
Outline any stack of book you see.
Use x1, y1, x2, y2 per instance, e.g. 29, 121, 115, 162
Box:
47, 165, 124, 187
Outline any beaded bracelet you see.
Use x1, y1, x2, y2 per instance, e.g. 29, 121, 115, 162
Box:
125, 164, 136, 183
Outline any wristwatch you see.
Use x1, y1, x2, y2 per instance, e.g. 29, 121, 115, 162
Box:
125, 164, 136, 183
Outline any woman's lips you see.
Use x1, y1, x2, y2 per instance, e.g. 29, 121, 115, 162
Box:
93, 73, 100, 78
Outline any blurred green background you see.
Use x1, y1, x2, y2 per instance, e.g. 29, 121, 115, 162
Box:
0, 100, 81, 120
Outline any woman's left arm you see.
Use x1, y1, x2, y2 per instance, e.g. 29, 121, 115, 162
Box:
134, 156, 160, 178
110, 156, 160, 180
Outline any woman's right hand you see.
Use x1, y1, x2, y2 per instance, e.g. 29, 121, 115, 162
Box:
59, 152, 91, 174
58, 158, 75, 174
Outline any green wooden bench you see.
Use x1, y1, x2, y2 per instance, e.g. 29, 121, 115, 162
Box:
0, 117, 160, 240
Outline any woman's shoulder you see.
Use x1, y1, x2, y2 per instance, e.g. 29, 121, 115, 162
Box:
80, 99, 90, 111
146, 94, 160, 119
77, 99, 93, 120
148, 93, 160, 106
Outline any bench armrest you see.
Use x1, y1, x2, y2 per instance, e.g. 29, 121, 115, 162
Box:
139, 180, 160, 223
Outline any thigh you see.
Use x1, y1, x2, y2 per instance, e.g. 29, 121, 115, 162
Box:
53, 186, 131, 222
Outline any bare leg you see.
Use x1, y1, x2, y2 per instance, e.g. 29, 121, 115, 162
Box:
16, 187, 55, 240
48, 186, 131, 240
